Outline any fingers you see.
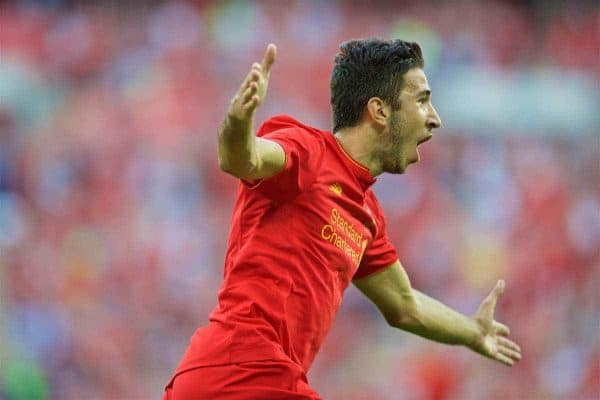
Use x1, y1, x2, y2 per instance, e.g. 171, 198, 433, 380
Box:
231, 64, 261, 116
230, 44, 276, 118
480, 280, 506, 317
238, 64, 262, 93
494, 352, 516, 367
234, 82, 259, 116
493, 320, 510, 336
497, 339, 521, 366
488, 334, 520, 367
492, 279, 505, 301
243, 95, 260, 114
498, 343, 521, 361
239, 43, 275, 92
498, 336, 521, 353
241, 81, 258, 104
261, 43, 276, 74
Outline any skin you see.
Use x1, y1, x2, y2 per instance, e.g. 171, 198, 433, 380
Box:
218, 44, 522, 367
218, 44, 284, 180
354, 262, 522, 366
334, 67, 442, 176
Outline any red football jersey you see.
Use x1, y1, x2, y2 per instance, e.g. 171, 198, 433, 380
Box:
172, 115, 399, 379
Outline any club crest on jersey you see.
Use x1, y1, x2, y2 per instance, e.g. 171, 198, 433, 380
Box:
329, 183, 343, 196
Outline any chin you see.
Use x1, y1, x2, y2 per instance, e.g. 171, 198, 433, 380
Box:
389, 162, 408, 174
398, 158, 419, 174
383, 156, 411, 174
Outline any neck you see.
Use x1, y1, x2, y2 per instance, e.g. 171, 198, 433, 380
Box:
333, 125, 383, 176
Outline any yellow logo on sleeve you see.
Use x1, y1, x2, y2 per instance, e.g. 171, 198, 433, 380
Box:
329, 183, 343, 196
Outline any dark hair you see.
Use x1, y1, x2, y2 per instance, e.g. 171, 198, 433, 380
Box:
330, 38, 424, 132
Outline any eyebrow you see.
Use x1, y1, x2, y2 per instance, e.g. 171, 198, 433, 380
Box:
416, 89, 431, 98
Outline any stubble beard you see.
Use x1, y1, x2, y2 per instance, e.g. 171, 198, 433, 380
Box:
382, 113, 408, 174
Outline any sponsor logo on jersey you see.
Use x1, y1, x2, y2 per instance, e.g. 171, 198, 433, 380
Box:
320, 207, 367, 267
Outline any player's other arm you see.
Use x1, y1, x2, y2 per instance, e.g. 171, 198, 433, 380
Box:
353, 260, 522, 367
218, 44, 286, 181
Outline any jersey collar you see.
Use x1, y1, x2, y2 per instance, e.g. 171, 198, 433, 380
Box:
330, 134, 377, 191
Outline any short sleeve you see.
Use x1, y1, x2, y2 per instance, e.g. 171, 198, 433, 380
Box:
241, 115, 325, 200
353, 192, 399, 280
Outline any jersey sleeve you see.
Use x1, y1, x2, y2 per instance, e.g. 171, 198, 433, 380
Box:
241, 115, 325, 200
353, 192, 399, 280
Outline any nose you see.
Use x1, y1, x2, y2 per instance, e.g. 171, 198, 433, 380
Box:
427, 106, 442, 130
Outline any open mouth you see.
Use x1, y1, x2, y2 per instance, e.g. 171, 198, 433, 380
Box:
417, 134, 433, 146
414, 134, 432, 164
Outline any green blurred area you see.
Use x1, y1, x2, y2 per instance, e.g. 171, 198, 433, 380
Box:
2, 359, 49, 400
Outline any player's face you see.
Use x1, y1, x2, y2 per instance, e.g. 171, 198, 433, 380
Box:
381, 68, 441, 174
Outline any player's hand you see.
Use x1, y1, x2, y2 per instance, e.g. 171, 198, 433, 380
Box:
228, 43, 277, 121
469, 280, 522, 366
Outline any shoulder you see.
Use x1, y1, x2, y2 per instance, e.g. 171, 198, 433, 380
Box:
365, 189, 387, 221
258, 115, 326, 138
257, 114, 329, 152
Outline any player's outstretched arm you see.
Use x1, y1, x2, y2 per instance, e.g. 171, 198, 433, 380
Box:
354, 261, 522, 367
218, 43, 285, 180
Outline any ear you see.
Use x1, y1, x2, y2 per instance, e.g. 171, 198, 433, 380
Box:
365, 97, 389, 128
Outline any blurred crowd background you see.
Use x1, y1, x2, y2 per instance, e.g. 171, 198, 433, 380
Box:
1, 0, 598, 399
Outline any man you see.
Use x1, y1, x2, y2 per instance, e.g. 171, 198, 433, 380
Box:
164, 38, 521, 399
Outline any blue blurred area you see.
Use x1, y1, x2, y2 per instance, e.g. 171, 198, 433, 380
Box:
0, 1, 598, 399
